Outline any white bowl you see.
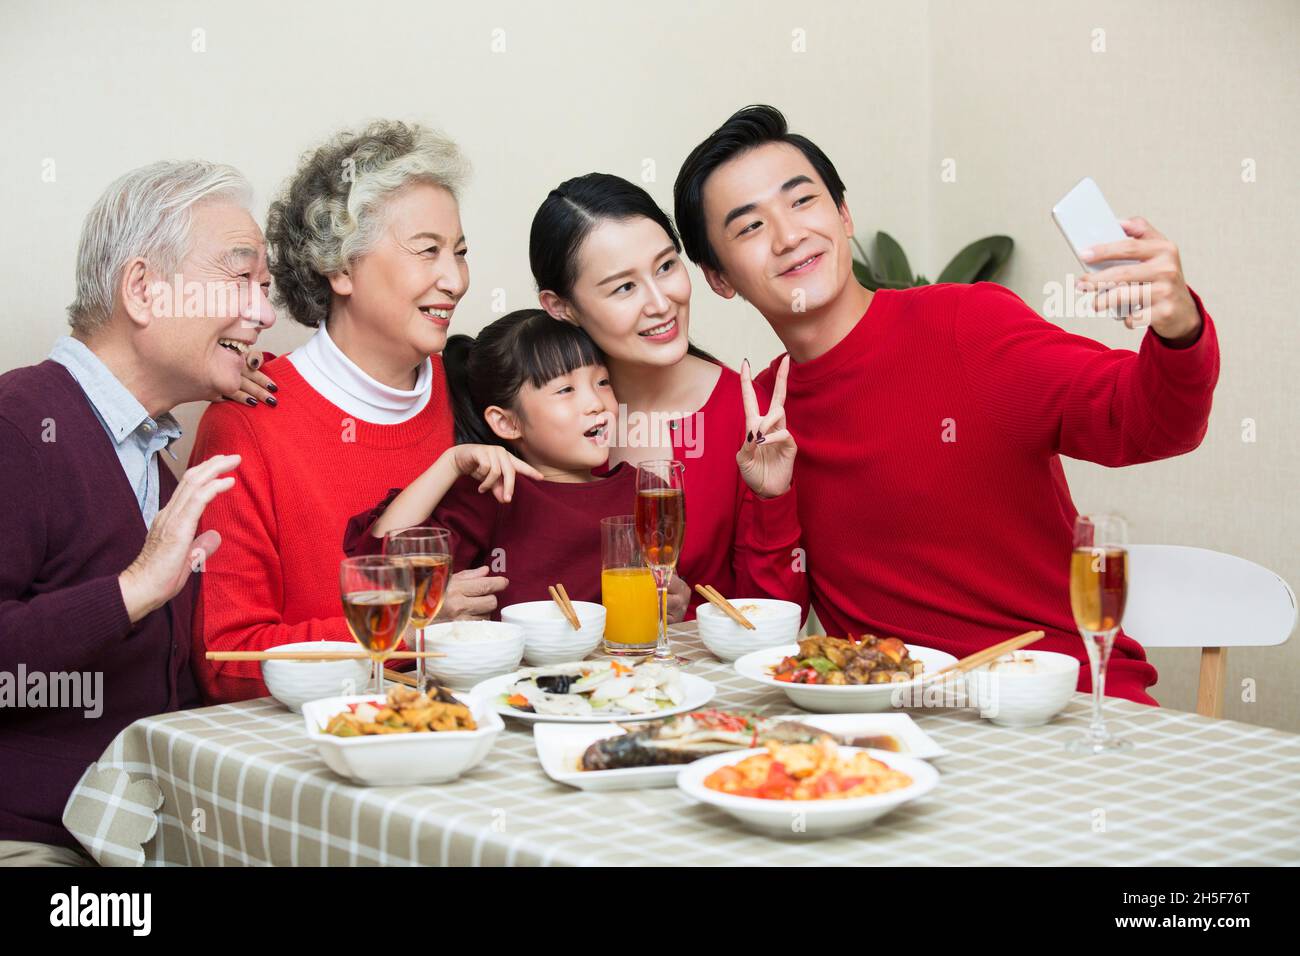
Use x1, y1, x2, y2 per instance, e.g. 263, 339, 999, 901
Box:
301, 692, 503, 786
964, 650, 1080, 727
734, 643, 960, 713
500, 600, 605, 665
678, 747, 939, 837
261, 641, 372, 713
696, 598, 802, 661
422, 620, 526, 690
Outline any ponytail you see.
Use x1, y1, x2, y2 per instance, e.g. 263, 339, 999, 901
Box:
441, 334, 502, 447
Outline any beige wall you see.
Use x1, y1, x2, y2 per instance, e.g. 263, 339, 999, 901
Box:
2, 1, 1295, 727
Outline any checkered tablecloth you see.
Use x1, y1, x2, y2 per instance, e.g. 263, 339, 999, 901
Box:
63, 624, 1300, 866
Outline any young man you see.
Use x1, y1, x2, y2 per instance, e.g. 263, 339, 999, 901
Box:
673, 105, 1219, 705
0, 160, 273, 864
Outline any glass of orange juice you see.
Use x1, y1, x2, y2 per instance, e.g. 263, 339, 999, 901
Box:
600, 515, 659, 655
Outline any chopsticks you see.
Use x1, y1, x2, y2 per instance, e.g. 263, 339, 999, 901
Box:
920, 629, 1045, 685
205, 650, 446, 662
694, 584, 756, 630
548, 584, 582, 630
383, 668, 419, 688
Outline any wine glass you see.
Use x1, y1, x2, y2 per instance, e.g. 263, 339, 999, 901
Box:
384, 527, 452, 691
1067, 514, 1133, 754
635, 460, 686, 664
339, 556, 414, 696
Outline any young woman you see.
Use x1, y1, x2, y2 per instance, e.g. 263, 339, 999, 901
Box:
190, 121, 502, 704
529, 174, 807, 618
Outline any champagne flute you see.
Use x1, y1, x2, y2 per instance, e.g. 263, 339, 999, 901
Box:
384, 527, 452, 691
1067, 514, 1133, 754
339, 556, 414, 696
635, 460, 686, 664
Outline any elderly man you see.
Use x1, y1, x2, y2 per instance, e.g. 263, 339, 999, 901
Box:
0, 160, 275, 865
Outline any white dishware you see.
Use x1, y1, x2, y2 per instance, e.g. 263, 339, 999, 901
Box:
964, 649, 1081, 727
677, 747, 940, 837
733, 643, 959, 713
500, 600, 605, 666
533, 712, 947, 791
301, 692, 503, 786
262, 641, 372, 713
421, 620, 526, 690
471, 668, 715, 724
695, 598, 802, 661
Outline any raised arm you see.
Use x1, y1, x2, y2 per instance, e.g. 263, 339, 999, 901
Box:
953, 275, 1219, 467
0, 416, 239, 675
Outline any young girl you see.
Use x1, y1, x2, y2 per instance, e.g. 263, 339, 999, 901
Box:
343, 309, 795, 614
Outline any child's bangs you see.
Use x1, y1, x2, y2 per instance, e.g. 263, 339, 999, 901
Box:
519, 321, 604, 388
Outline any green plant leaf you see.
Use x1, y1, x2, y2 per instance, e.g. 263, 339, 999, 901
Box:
852, 258, 881, 290
936, 235, 1014, 285
875, 231, 914, 285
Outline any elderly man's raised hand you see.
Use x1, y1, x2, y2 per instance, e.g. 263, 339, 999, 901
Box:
118, 454, 241, 623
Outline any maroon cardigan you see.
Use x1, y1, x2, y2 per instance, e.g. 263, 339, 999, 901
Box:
0, 360, 200, 849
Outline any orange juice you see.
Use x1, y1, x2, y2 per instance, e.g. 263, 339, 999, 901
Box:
601, 567, 658, 648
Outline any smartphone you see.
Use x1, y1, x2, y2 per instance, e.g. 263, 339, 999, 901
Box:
1052, 177, 1138, 317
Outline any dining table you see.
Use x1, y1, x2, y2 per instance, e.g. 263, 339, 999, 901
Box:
62, 622, 1300, 866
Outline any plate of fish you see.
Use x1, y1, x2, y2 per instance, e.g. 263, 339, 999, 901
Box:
471, 659, 714, 723
533, 708, 947, 790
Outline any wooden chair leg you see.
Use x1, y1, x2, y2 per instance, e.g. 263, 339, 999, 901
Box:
1196, 647, 1227, 719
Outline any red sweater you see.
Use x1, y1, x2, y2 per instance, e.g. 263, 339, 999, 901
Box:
754, 283, 1219, 705
600, 364, 808, 618
344, 465, 640, 607
188, 356, 454, 702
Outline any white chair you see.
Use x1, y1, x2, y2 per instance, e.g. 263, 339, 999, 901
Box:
1124, 545, 1296, 718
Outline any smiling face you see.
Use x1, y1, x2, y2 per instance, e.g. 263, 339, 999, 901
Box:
136, 199, 276, 401
490, 363, 618, 475
331, 182, 468, 365
700, 142, 857, 323
550, 217, 693, 369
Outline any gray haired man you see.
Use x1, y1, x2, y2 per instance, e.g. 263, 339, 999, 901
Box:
0, 160, 276, 864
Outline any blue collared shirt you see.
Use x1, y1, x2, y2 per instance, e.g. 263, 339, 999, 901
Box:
48, 336, 182, 527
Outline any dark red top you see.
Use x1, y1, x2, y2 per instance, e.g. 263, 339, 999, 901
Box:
0, 361, 199, 849
344, 464, 641, 610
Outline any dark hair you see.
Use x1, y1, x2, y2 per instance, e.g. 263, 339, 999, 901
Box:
529, 172, 715, 363
441, 309, 604, 448
672, 105, 848, 274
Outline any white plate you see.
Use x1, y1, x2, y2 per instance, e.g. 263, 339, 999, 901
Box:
471, 669, 715, 724
534, 713, 947, 791
678, 747, 940, 837
734, 643, 959, 713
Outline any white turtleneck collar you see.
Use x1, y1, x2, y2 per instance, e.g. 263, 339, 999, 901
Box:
287, 324, 432, 425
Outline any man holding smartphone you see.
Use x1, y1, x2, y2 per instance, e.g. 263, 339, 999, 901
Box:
673, 105, 1218, 704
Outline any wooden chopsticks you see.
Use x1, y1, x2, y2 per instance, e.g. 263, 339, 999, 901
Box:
694, 584, 756, 630
548, 584, 582, 630
205, 650, 445, 662
920, 629, 1045, 685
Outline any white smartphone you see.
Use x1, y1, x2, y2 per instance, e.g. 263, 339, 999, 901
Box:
1052, 177, 1138, 317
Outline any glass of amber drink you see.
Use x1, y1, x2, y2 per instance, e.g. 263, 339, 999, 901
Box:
600, 515, 659, 656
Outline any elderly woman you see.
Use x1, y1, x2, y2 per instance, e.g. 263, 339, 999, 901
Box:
190, 121, 495, 703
